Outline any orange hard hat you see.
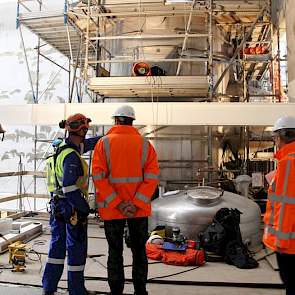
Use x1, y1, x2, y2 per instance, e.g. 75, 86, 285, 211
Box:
64, 113, 91, 132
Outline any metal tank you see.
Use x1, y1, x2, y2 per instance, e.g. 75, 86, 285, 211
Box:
150, 186, 262, 252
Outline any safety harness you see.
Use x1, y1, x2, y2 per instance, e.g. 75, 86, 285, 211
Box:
46, 143, 89, 225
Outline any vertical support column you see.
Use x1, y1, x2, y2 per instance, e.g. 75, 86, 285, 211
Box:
95, 13, 101, 102
208, 0, 214, 101
65, 0, 74, 102
69, 37, 82, 103
83, 0, 91, 81
245, 126, 250, 174
19, 26, 36, 103
176, 0, 196, 76
207, 126, 213, 184
276, 23, 282, 102
269, 21, 275, 102
207, 0, 213, 183
242, 26, 248, 102
33, 125, 37, 211
285, 0, 295, 101
18, 156, 23, 212
33, 0, 42, 211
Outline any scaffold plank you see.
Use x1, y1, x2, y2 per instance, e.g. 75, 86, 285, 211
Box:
88, 76, 209, 98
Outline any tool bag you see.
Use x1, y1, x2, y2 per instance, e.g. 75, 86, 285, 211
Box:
198, 220, 226, 256
199, 208, 259, 269
145, 243, 205, 266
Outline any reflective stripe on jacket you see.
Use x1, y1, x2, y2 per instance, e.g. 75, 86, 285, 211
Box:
92, 125, 160, 220
263, 141, 295, 254
46, 142, 89, 199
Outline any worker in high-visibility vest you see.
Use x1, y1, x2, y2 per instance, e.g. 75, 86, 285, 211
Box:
92, 105, 160, 295
263, 115, 295, 295
42, 113, 100, 295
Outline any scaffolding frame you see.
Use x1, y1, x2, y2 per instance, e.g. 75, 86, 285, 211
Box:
12, 0, 277, 205
17, 0, 273, 101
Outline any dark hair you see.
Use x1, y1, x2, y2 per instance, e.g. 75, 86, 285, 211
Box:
59, 120, 66, 129
277, 128, 295, 144
115, 116, 133, 126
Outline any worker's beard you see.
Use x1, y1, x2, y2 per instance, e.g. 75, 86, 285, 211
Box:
70, 129, 88, 140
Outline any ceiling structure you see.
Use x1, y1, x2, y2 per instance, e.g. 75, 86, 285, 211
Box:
17, 0, 272, 101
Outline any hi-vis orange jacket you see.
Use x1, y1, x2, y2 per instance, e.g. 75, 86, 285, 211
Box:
263, 141, 295, 254
92, 125, 160, 220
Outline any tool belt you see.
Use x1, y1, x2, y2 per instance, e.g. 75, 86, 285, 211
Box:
49, 194, 81, 226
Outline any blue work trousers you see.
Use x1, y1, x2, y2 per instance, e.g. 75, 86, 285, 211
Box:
42, 210, 88, 295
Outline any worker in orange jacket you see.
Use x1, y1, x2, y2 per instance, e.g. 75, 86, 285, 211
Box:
263, 115, 295, 295
92, 105, 160, 295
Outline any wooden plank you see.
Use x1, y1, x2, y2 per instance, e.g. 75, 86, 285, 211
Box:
25, 171, 46, 177
24, 194, 49, 199
88, 76, 208, 97
0, 195, 20, 203
0, 171, 46, 178
0, 194, 49, 204
0, 172, 24, 177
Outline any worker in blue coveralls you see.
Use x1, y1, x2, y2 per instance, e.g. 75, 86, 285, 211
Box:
42, 113, 100, 295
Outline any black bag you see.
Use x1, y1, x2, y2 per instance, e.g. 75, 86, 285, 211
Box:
214, 208, 243, 242
199, 207, 259, 269
150, 65, 166, 76
217, 208, 259, 269
199, 220, 227, 256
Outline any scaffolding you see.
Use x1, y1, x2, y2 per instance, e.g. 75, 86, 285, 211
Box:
11, 0, 280, 207
16, 0, 274, 101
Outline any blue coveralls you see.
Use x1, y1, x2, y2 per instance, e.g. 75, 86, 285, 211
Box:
42, 137, 99, 295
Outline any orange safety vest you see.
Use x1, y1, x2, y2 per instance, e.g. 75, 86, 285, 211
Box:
92, 125, 160, 220
263, 141, 295, 254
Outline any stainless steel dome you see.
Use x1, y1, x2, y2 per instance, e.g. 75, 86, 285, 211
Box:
150, 186, 262, 252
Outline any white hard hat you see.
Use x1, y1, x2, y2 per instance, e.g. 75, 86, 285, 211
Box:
273, 116, 295, 132
112, 105, 136, 120
147, 234, 164, 245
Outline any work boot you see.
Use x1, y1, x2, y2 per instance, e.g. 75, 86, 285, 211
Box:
225, 240, 259, 269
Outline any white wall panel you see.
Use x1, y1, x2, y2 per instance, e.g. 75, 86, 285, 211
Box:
0, 105, 33, 125
1, 102, 295, 126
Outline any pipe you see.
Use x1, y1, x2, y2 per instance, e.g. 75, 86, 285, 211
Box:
88, 57, 208, 64
90, 33, 208, 41
213, 7, 267, 95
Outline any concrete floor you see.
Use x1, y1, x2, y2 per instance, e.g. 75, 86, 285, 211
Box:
0, 282, 285, 295
0, 214, 286, 295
